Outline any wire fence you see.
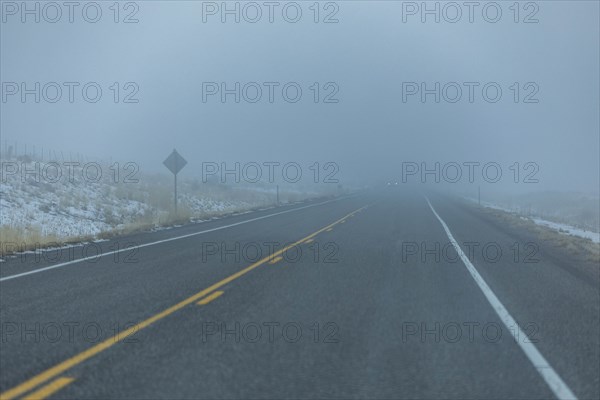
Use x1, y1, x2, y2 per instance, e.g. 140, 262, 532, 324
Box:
0, 139, 115, 166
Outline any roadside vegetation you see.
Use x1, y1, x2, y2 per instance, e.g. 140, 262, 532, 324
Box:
0, 155, 342, 257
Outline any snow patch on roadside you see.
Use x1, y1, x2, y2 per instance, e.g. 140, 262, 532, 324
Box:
530, 218, 599, 244
465, 197, 600, 244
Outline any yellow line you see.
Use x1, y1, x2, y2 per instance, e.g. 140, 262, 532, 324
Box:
0, 205, 367, 400
326, 228, 333, 232
21, 377, 74, 400
305, 238, 314, 244
197, 291, 224, 305
268, 256, 283, 264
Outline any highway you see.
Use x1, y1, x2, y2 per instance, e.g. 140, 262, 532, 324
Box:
1, 191, 598, 400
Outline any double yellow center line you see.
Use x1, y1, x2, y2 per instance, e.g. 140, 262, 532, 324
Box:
21, 378, 74, 400
0, 205, 366, 400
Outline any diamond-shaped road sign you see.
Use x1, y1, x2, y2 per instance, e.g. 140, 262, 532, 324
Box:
163, 149, 187, 175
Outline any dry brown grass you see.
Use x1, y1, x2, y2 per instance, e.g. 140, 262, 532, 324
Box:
481, 207, 600, 265
0, 226, 95, 257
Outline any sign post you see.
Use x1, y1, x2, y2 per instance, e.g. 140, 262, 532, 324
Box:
163, 149, 188, 214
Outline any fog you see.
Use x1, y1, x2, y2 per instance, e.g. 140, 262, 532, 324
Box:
2, 4, 600, 398
2, 1, 599, 194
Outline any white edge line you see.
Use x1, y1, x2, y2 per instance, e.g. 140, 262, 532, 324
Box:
0, 197, 349, 282
425, 196, 577, 400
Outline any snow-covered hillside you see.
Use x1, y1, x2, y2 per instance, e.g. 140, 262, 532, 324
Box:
0, 156, 332, 251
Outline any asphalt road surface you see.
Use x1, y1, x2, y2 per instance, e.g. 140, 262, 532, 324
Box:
1, 191, 598, 399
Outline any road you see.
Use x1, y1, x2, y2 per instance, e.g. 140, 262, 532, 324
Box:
1, 191, 598, 399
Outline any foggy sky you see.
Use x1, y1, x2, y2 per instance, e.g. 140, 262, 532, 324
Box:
1, 1, 598, 193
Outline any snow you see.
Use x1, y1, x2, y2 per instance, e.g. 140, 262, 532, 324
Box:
0, 160, 247, 239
